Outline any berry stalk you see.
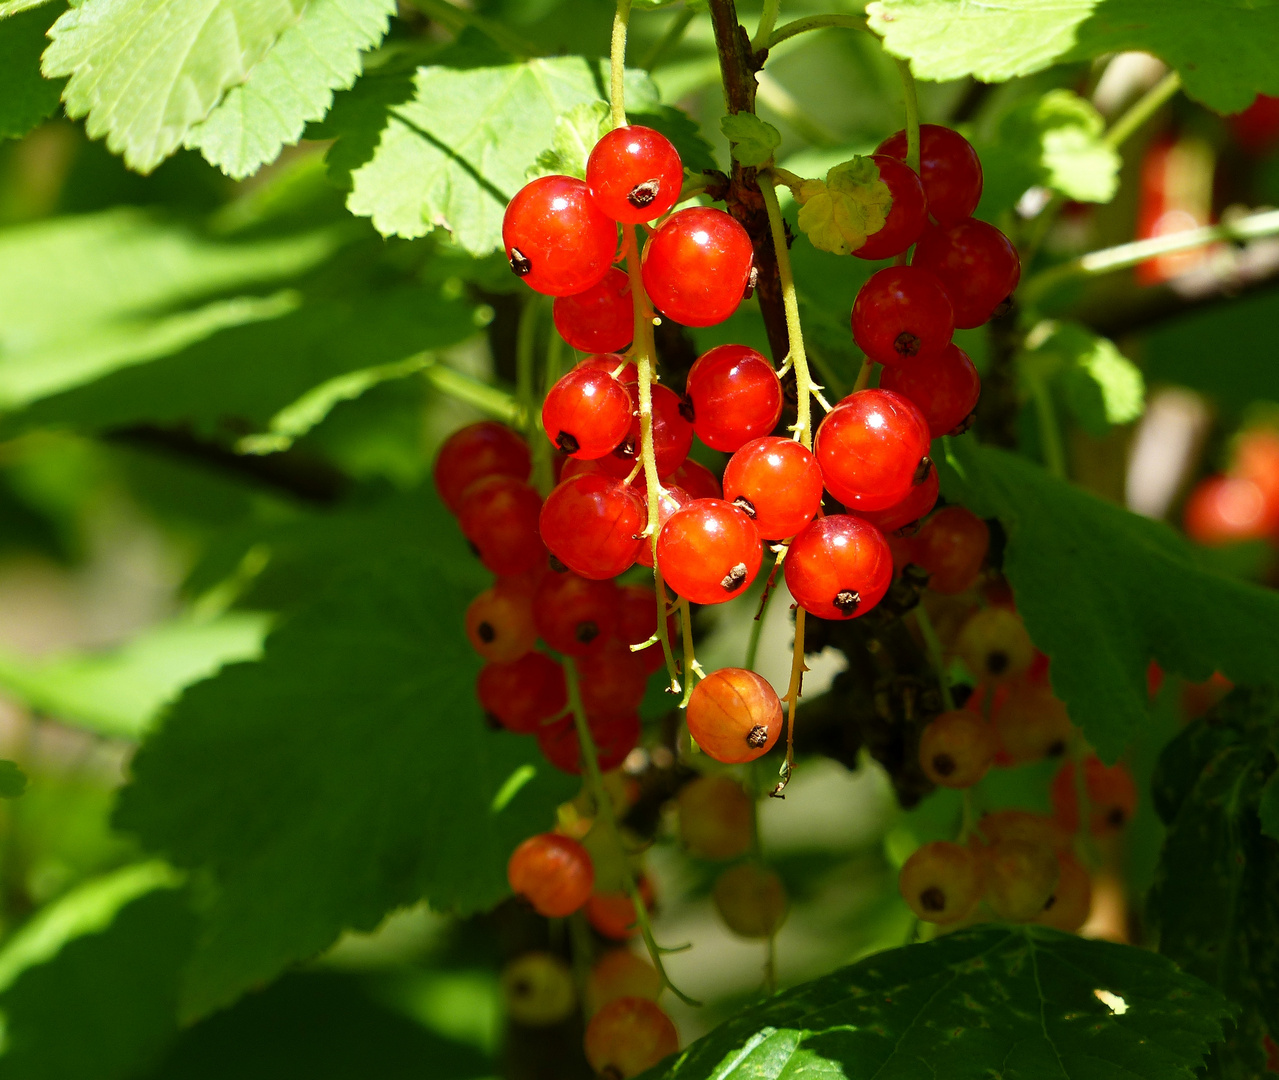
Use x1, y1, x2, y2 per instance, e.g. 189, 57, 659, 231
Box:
772, 606, 807, 797
609, 0, 632, 129
765, 12, 869, 49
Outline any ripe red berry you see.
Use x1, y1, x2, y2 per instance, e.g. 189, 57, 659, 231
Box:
851, 467, 939, 535
434, 421, 531, 514
851, 265, 955, 366
615, 583, 677, 674
1183, 474, 1279, 544
577, 640, 651, 718
685, 345, 784, 451
877, 124, 983, 228
785, 514, 893, 620
476, 652, 567, 734
1051, 756, 1138, 834
919, 710, 997, 787
598, 383, 693, 480
814, 389, 933, 511
641, 207, 754, 327
579, 353, 639, 383
898, 840, 981, 924
552, 267, 634, 354
722, 437, 823, 540
539, 473, 645, 579
465, 582, 537, 662
538, 710, 640, 774
533, 572, 618, 655
586, 125, 684, 224
458, 476, 545, 576
634, 483, 691, 568
914, 506, 990, 594
584, 874, 655, 940
667, 458, 723, 501
913, 219, 1020, 329
656, 499, 762, 605
584, 997, 679, 1079
502, 175, 618, 296
853, 155, 928, 260
878, 342, 980, 438
686, 668, 783, 763
508, 832, 594, 917
542, 362, 634, 459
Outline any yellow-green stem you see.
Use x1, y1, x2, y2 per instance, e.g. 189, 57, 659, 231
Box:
895, 58, 921, 174
610, 0, 633, 129
767, 12, 869, 49
853, 357, 874, 392
1104, 70, 1181, 150
678, 597, 699, 707
752, 0, 781, 51
772, 607, 806, 797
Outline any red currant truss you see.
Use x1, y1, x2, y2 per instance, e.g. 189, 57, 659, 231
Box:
542, 360, 635, 459
464, 581, 537, 663
851, 265, 955, 366
533, 572, 618, 655
785, 514, 893, 620
814, 389, 933, 511
539, 473, 645, 579
656, 498, 762, 605
913, 218, 1021, 329
502, 175, 618, 296
852, 155, 929, 260
878, 342, 980, 438
434, 421, 531, 514
538, 709, 640, 774
667, 458, 722, 501
913, 505, 990, 594
457, 476, 545, 576
877, 124, 984, 228
851, 467, 939, 535
476, 651, 567, 734
634, 483, 692, 568
507, 832, 594, 918
586, 125, 684, 224
598, 383, 693, 480
722, 437, 824, 540
684, 345, 784, 452
641, 207, 755, 327
686, 668, 783, 763
552, 268, 633, 355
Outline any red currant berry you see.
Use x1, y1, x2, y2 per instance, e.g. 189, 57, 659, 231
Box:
458, 476, 545, 576
913, 219, 1020, 329
1036, 851, 1092, 932
914, 506, 989, 594
712, 862, 788, 938
508, 832, 594, 917
552, 268, 634, 354
533, 572, 618, 655
634, 483, 692, 568
878, 342, 980, 437
579, 353, 639, 383
538, 710, 640, 774
1051, 756, 1138, 834
982, 839, 1060, 922
542, 361, 634, 459
656, 499, 762, 605
898, 841, 981, 924
853, 155, 929, 260
615, 584, 677, 675
585, 874, 656, 940
502, 175, 618, 296
465, 581, 537, 662
814, 389, 933, 511
877, 124, 983, 228
785, 514, 893, 620
1183, 474, 1279, 544
722, 437, 823, 540
919, 709, 997, 787
586, 125, 684, 224
851, 266, 954, 366
667, 458, 723, 501
686, 668, 782, 763
587, 950, 662, 1014
598, 383, 693, 480
559, 457, 605, 484
677, 775, 754, 859
476, 652, 567, 734
993, 679, 1073, 764
684, 345, 784, 451
584, 997, 679, 1079
851, 467, 939, 535
434, 421, 531, 514
641, 207, 754, 327
539, 473, 645, 579
577, 639, 651, 718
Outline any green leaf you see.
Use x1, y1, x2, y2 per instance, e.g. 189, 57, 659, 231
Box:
1024, 321, 1145, 435
529, 101, 611, 180
939, 439, 1279, 760
0, 0, 54, 16
866, 0, 1279, 113
1149, 688, 1279, 1077
334, 56, 660, 252
720, 112, 780, 168
0, 4, 63, 142
796, 157, 892, 256
647, 925, 1232, 1079
631, 105, 716, 175
43, 0, 308, 174
114, 494, 577, 1018
184, 0, 396, 179
0, 760, 27, 798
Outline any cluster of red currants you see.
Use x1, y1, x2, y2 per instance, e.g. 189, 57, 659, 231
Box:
1183, 426, 1279, 547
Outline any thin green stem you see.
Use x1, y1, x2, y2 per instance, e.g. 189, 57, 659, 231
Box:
531, 303, 563, 496
771, 607, 806, 797
804, 342, 848, 402
752, 0, 781, 51
642, 7, 694, 70
1027, 367, 1067, 479
677, 597, 701, 707
408, 0, 537, 58
913, 604, 955, 712
515, 294, 540, 436
423, 365, 520, 423
1104, 70, 1181, 150
766, 12, 869, 49
745, 548, 787, 671
610, 0, 633, 128
895, 58, 921, 174
563, 659, 700, 1005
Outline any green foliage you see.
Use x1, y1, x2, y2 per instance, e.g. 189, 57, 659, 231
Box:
1149, 688, 1279, 1077
645, 925, 1232, 1079
1023, 321, 1145, 435
0, 4, 63, 142
867, 0, 1279, 112
0, 761, 28, 799
530, 102, 611, 180
720, 112, 780, 168
941, 439, 1279, 760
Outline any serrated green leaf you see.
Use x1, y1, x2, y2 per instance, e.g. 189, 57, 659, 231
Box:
867, 0, 1279, 114
334, 56, 660, 252
114, 494, 577, 1018
1149, 688, 1279, 1077
184, 0, 395, 179
0, 760, 26, 798
939, 439, 1279, 760
647, 925, 1232, 1079
720, 112, 780, 168
43, 0, 308, 174
529, 101, 611, 180
1025, 321, 1145, 434
0, 4, 63, 141
796, 157, 892, 256
0, 0, 53, 16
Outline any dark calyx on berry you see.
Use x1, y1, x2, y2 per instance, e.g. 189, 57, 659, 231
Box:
721, 562, 749, 591
920, 887, 946, 912
483, 711, 503, 731
733, 495, 757, 519
549, 554, 568, 572
509, 248, 532, 276
833, 589, 861, 615
678, 397, 695, 423
952, 410, 978, 436
931, 753, 956, 777
1046, 739, 1066, 757
614, 437, 637, 460
1043, 894, 1057, 910
894, 331, 921, 357
477, 621, 496, 643
576, 620, 601, 644
986, 650, 1009, 675
555, 431, 580, 454
746, 725, 769, 748
1107, 807, 1127, 828
914, 457, 933, 485
627, 179, 662, 208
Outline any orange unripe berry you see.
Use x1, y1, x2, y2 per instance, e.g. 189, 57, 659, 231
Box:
982, 838, 1059, 921
465, 583, 536, 662
993, 678, 1074, 763
1036, 852, 1092, 932
507, 833, 594, 918
1051, 756, 1138, 834
585, 875, 655, 940
584, 997, 679, 1078
898, 841, 982, 924
956, 606, 1034, 683
686, 668, 783, 763
677, 775, 754, 860
971, 809, 1070, 852
587, 950, 662, 1015
919, 710, 997, 787
501, 952, 576, 1026
914, 506, 989, 594
712, 862, 788, 938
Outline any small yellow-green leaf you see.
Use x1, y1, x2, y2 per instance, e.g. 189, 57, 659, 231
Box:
796, 157, 892, 256
720, 112, 780, 168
